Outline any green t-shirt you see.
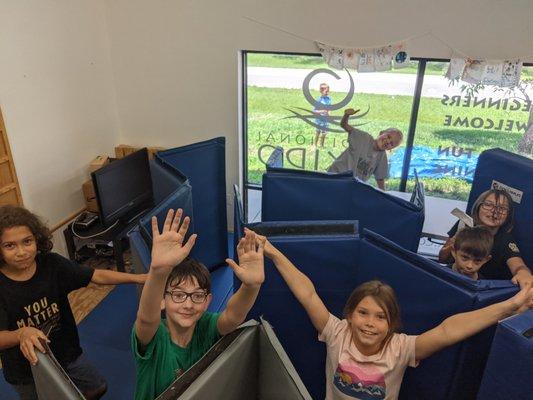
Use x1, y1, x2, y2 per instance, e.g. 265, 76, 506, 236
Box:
131, 312, 221, 400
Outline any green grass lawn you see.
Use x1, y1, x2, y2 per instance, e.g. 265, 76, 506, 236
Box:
246, 86, 530, 200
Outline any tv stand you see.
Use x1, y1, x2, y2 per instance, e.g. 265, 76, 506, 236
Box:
63, 217, 141, 272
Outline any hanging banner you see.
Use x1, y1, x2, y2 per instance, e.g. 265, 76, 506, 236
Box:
316, 41, 409, 72
445, 58, 523, 87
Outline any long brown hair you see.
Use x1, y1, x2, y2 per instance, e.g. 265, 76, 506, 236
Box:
471, 189, 514, 233
0, 205, 53, 265
343, 280, 401, 347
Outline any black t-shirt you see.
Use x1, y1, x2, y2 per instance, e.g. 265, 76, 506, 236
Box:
0, 252, 94, 384
448, 222, 522, 280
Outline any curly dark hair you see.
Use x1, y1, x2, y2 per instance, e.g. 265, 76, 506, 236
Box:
0, 205, 53, 264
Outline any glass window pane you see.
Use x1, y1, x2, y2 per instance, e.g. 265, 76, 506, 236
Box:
245, 52, 419, 191
405, 62, 533, 200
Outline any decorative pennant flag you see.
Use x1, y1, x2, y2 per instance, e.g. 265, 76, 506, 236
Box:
445, 57, 467, 80
358, 50, 376, 72
329, 48, 346, 70
316, 42, 334, 67
501, 60, 522, 87
343, 49, 360, 69
462, 59, 485, 84
482, 61, 504, 85
392, 43, 410, 68
316, 42, 345, 69
374, 46, 393, 71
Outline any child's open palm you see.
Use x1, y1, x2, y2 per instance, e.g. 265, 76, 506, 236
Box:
226, 230, 264, 287
150, 209, 197, 272
246, 228, 277, 259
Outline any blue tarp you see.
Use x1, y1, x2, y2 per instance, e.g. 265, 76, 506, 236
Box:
389, 146, 479, 182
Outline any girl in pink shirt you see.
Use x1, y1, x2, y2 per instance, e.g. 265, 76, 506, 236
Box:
251, 229, 533, 400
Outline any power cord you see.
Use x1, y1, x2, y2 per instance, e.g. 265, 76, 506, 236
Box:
70, 214, 120, 239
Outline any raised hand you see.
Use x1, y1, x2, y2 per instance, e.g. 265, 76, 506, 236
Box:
226, 230, 264, 287
511, 269, 533, 291
18, 327, 48, 365
150, 209, 197, 272
246, 228, 278, 259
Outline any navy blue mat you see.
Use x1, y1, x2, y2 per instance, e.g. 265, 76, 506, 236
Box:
77, 284, 139, 399
156, 138, 228, 270
477, 310, 533, 400
246, 233, 361, 400
262, 168, 424, 251
357, 230, 518, 400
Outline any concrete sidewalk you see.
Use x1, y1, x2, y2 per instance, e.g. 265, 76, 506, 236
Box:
247, 67, 531, 99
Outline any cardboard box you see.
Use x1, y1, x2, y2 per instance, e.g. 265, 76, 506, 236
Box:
114, 144, 137, 159
82, 180, 99, 213
147, 146, 165, 159
88, 155, 109, 173
115, 144, 165, 159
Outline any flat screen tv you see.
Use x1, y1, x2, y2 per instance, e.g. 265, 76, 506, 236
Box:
91, 148, 154, 227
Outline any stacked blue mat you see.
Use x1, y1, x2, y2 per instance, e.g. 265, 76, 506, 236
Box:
77, 284, 140, 400
261, 168, 424, 252
154, 137, 228, 270
477, 310, 533, 400
357, 231, 517, 400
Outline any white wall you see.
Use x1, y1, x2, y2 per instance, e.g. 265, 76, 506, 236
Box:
0, 1, 119, 227
105, 0, 533, 222
1, 0, 532, 228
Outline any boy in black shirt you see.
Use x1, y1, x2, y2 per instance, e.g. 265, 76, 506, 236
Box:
0, 205, 147, 399
448, 226, 493, 281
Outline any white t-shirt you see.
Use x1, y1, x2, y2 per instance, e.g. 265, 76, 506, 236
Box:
327, 129, 389, 181
319, 314, 418, 400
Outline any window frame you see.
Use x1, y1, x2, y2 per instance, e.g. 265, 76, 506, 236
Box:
241, 50, 532, 214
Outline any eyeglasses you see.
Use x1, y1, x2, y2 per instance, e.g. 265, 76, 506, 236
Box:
480, 202, 509, 213
165, 290, 208, 304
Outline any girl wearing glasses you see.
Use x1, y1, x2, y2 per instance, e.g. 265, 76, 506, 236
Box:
439, 189, 532, 289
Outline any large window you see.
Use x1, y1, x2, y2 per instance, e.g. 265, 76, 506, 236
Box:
404, 62, 533, 200
243, 52, 532, 204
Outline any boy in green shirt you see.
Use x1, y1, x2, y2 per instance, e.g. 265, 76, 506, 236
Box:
131, 209, 264, 400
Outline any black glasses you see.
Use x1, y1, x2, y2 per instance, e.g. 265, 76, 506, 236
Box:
165, 290, 208, 304
480, 202, 509, 213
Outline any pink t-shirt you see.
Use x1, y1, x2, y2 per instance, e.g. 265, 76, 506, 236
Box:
319, 313, 418, 400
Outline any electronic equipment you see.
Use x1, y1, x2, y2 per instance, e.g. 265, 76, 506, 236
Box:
91, 148, 154, 227
74, 212, 99, 230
